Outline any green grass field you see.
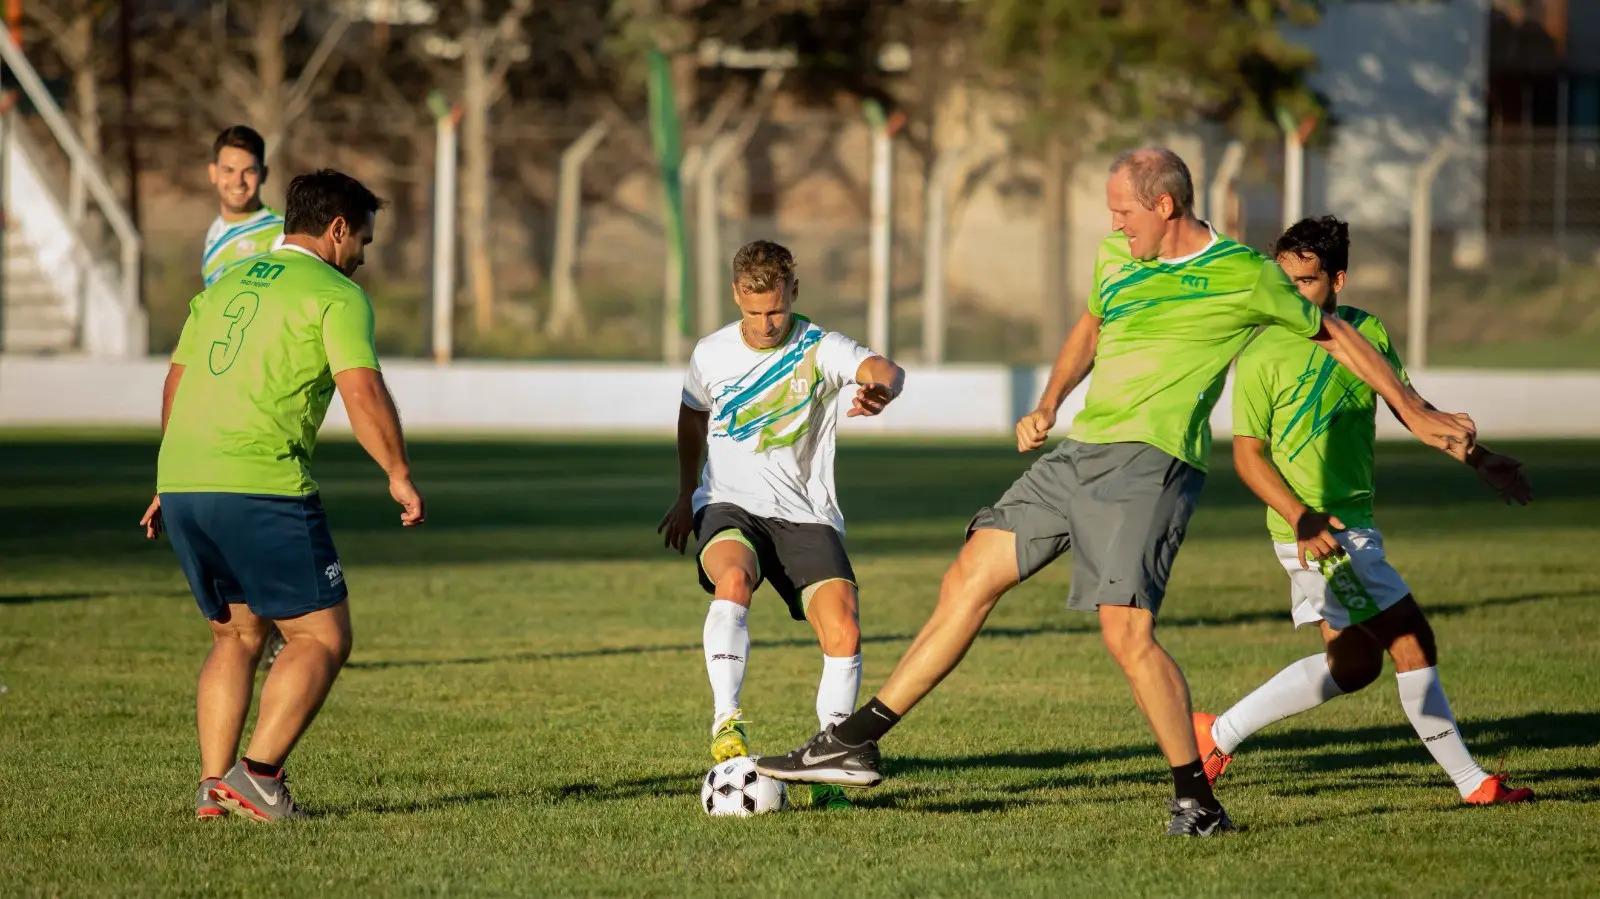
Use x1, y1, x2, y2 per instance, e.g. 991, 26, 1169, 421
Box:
2, 432, 1597, 897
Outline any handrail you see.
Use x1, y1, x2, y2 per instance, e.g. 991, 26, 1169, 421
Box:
0, 22, 141, 317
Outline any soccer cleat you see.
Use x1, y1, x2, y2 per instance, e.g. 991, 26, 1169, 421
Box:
209, 761, 304, 822
1192, 711, 1233, 785
1464, 774, 1534, 806
258, 627, 286, 671
1165, 797, 1235, 837
195, 778, 225, 820
810, 784, 854, 810
710, 710, 750, 763
755, 725, 882, 787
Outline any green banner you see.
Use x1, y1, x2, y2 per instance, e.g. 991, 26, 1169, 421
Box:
647, 50, 692, 338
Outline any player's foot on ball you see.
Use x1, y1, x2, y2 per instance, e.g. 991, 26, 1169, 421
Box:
1165, 798, 1235, 837
755, 724, 881, 787
810, 784, 854, 810
1464, 774, 1534, 805
710, 710, 750, 763
1192, 712, 1232, 785
195, 777, 225, 820
210, 761, 304, 822
257, 627, 286, 672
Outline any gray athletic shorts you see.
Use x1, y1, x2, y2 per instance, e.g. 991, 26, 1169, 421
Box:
968, 439, 1205, 617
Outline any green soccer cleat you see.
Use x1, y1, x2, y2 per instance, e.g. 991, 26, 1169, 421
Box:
810, 784, 854, 810
710, 710, 750, 763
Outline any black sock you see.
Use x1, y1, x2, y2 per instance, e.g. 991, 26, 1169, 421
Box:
243, 757, 282, 778
1171, 760, 1217, 807
832, 696, 901, 746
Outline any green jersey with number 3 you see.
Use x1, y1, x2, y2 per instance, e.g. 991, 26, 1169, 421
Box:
158, 245, 380, 496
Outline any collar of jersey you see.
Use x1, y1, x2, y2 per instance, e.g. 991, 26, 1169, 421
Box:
1156, 221, 1219, 265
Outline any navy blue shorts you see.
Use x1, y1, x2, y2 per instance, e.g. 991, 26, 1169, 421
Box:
160, 492, 348, 621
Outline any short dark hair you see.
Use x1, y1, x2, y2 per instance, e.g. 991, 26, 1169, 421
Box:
212, 125, 266, 165
1109, 146, 1195, 218
731, 240, 796, 294
284, 169, 384, 237
1274, 215, 1350, 276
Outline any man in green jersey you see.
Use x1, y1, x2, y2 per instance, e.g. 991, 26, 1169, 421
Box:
760, 147, 1478, 836
202, 126, 285, 288
1192, 216, 1534, 806
140, 170, 424, 822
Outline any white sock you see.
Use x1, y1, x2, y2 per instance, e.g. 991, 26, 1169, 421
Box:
1396, 666, 1489, 797
815, 653, 862, 730
703, 600, 749, 727
1213, 654, 1344, 754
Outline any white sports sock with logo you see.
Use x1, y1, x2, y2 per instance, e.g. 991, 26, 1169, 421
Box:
1396, 666, 1489, 798
703, 600, 750, 726
815, 653, 862, 730
1212, 654, 1344, 754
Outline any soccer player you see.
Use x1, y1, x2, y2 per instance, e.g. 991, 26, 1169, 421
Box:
758, 147, 1479, 836
658, 240, 905, 811
202, 126, 285, 288
1190, 216, 1534, 805
141, 170, 424, 821
202, 125, 288, 668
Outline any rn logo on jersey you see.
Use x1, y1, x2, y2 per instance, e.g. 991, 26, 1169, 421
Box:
1181, 274, 1209, 291
245, 261, 286, 280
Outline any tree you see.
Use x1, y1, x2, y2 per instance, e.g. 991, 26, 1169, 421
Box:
978, 0, 1323, 356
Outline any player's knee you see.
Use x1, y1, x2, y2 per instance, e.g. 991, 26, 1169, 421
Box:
712, 568, 755, 604
214, 623, 269, 658
818, 619, 860, 657
1098, 609, 1156, 667
1388, 633, 1434, 673
940, 559, 999, 617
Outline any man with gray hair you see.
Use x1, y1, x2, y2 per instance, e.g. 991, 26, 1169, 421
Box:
759, 146, 1480, 836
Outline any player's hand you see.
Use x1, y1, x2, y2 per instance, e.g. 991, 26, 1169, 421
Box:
1473, 451, 1532, 505
1293, 510, 1345, 569
1015, 407, 1057, 453
848, 382, 897, 417
1403, 406, 1477, 462
658, 494, 695, 554
139, 494, 163, 540
390, 476, 426, 526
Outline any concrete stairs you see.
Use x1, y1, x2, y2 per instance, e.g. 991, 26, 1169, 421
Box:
2, 225, 77, 353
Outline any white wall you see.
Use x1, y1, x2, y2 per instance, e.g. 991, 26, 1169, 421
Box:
4, 356, 1597, 440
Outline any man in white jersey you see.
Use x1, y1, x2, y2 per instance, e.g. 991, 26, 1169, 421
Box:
202, 126, 285, 288
658, 240, 905, 810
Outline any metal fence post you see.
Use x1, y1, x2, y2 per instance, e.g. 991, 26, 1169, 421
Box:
430, 95, 461, 365
1407, 142, 1453, 370
921, 146, 962, 365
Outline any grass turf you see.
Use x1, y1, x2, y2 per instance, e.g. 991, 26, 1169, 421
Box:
1, 433, 1597, 897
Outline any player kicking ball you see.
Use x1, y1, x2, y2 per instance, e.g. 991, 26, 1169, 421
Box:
658, 240, 905, 811
758, 148, 1481, 837
1192, 216, 1534, 806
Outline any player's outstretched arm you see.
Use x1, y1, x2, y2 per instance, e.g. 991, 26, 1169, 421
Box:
658, 403, 709, 553
848, 355, 906, 418
1233, 436, 1343, 569
1310, 315, 1475, 460
335, 367, 425, 527
1017, 311, 1099, 452
1382, 399, 1533, 505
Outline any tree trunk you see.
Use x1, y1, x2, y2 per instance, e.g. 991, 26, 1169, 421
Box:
250, 0, 291, 184
1038, 133, 1071, 361
462, 0, 497, 332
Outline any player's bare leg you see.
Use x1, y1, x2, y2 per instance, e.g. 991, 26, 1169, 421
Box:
240, 601, 353, 766
1098, 605, 1199, 766
701, 536, 758, 760
197, 603, 271, 778
876, 528, 1020, 713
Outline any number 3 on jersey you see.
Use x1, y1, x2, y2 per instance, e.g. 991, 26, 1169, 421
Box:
209, 291, 260, 375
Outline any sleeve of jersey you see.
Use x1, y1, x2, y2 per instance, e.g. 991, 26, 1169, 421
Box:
1231, 350, 1275, 440
170, 293, 205, 366
1250, 261, 1322, 337
1371, 319, 1412, 386
322, 288, 381, 375
681, 347, 711, 411
817, 332, 875, 389
1087, 243, 1109, 318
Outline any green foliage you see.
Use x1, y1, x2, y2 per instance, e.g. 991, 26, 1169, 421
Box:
979, 0, 1324, 151
2, 434, 1597, 894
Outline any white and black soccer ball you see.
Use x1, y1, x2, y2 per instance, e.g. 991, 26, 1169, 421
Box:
701, 756, 788, 817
